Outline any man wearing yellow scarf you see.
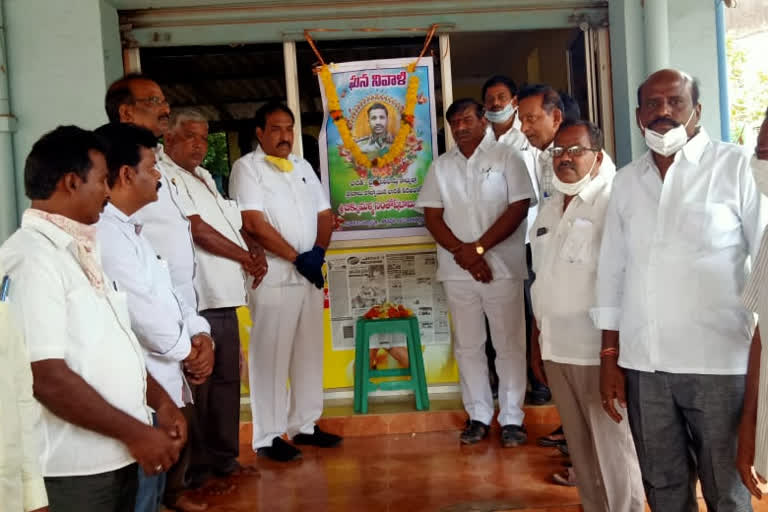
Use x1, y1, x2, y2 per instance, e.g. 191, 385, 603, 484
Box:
229, 102, 341, 462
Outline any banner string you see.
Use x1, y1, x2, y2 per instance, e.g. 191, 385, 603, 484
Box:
305, 24, 439, 70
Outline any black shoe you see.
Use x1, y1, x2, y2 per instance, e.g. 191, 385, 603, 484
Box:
529, 382, 552, 405
256, 437, 302, 462
536, 425, 566, 447
500, 424, 527, 447
293, 426, 343, 447
460, 420, 490, 445
557, 443, 570, 457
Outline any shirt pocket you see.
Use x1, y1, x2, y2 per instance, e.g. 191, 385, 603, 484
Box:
679, 202, 741, 251
106, 290, 132, 332
65, 287, 108, 365
478, 169, 509, 204
559, 218, 595, 264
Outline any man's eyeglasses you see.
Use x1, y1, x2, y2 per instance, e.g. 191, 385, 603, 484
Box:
134, 96, 169, 108
548, 145, 601, 158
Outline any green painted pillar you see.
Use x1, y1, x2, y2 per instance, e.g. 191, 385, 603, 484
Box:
3, 0, 122, 225
644, 0, 670, 73
609, 0, 647, 167
0, 0, 18, 242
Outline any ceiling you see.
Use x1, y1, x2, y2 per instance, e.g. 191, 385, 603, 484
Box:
141, 36, 442, 128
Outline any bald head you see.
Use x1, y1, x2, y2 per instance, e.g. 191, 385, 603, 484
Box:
637, 69, 699, 108
636, 68, 702, 139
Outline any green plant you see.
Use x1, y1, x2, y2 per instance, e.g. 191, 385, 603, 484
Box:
202, 132, 231, 177
728, 37, 768, 144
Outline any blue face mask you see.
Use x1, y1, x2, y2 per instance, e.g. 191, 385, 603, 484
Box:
484, 103, 515, 124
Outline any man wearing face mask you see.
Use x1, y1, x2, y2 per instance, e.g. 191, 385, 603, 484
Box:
594, 69, 763, 511
528, 120, 643, 510
482, 76, 550, 406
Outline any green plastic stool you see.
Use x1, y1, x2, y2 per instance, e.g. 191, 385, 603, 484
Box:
353, 316, 430, 414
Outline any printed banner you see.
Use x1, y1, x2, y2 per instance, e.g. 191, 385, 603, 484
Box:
319, 57, 438, 240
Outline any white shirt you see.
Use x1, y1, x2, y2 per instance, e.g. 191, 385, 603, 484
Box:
0, 213, 152, 477
134, 147, 210, 334
97, 204, 200, 407
229, 147, 331, 287
485, 122, 541, 245
0, 298, 47, 511
416, 135, 536, 282
743, 156, 768, 477
530, 163, 616, 365
159, 157, 248, 311
591, 130, 764, 374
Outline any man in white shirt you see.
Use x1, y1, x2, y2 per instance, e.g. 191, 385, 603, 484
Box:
529, 120, 643, 510
162, 108, 266, 481
738, 108, 768, 499
0, 125, 184, 511
517, 84, 565, 203
230, 102, 341, 462
105, 75, 216, 366
482, 75, 552, 407
416, 98, 534, 447
0, 272, 48, 512
94, 123, 213, 512
594, 69, 762, 511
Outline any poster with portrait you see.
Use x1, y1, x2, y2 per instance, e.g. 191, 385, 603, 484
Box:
318, 57, 438, 240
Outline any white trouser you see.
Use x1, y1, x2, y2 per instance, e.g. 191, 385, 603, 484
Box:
443, 278, 526, 426
247, 281, 324, 449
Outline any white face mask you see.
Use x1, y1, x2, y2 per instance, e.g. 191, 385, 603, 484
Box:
552, 155, 597, 196
641, 109, 696, 157
485, 103, 515, 124
753, 161, 768, 197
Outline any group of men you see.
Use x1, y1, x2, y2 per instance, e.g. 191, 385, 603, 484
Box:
5, 63, 768, 512
0, 74, 340, 512
419, 67, 768, 512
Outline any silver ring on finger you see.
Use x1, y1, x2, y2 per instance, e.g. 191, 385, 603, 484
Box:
155, 464, 163, 473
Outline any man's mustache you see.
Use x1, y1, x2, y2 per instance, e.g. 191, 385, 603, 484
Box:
558, 161, 575, 171
156, 181, 162, 191
277, 141, 291, 147
648, 117, 680, 130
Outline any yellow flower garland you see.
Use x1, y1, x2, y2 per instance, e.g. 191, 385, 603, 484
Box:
320, 62, 419, 171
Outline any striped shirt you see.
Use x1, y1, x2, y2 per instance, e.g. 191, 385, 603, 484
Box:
743, 157, 768, 477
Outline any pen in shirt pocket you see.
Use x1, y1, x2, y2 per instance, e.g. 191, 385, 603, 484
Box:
0, 275, 10, 302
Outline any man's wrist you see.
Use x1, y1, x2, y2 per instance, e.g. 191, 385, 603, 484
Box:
193, 332, 215, 351
447, 241, 463, 253
238, 249, 253, 265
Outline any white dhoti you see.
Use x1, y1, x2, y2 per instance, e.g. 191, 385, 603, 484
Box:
443, 278, 526, 426
247, 281, 324, 449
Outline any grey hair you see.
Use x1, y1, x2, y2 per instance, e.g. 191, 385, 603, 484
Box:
168, 107, 208, 133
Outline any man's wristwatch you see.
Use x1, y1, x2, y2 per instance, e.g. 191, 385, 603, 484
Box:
475, 243, 485, 256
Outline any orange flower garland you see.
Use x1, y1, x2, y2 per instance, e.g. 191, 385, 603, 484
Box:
320, 62, 420, 172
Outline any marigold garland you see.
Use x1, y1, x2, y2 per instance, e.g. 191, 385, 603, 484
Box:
320, 62, 420, 171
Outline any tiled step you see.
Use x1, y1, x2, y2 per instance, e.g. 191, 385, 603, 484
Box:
239, 397, 560, 442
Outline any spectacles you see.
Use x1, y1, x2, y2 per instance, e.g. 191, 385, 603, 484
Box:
134, 96, 169, 107
548, 145, 600, 158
